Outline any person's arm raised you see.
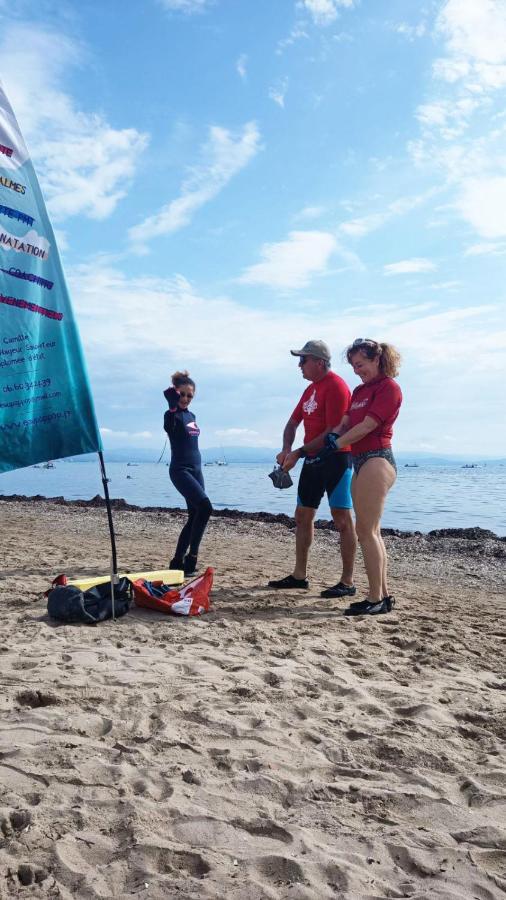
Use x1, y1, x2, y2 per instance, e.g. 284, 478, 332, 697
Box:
163, 386, 180, 411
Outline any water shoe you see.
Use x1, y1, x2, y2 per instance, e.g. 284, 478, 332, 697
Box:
320, 582, 356, 599
348, 594, 393, 611
344, 596, 394, 616
183, 554, 198, 576
268, 574, 309, 590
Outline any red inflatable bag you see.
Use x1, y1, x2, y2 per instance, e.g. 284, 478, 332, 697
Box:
133, 567, 214, 616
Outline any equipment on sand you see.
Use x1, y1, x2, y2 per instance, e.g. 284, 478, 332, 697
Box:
133, 567, 214, 616
47, 578, 132, 624
68, 569, 184, 592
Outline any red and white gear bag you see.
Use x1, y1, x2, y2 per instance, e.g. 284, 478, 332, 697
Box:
132, 567, 214, 616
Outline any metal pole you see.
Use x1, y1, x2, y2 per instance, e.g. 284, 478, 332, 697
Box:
98, 450, 118, 620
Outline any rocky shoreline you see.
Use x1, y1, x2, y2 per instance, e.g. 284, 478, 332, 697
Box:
0, 490, 504, 545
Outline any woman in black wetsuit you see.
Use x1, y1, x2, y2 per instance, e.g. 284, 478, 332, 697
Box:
164, 370, 212, 576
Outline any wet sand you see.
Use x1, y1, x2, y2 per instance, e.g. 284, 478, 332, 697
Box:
0, 497, 505, 898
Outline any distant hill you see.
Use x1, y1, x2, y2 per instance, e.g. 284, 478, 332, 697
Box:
70, 447, 506, 466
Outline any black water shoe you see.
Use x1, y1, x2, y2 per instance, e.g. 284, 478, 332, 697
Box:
348, 594, 393, 611
183, 554, 198, 576
268, 574, 309, 590
320, 582, 356, 599
344, 596, 394, 617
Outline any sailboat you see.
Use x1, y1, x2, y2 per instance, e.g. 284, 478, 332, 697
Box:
217, 446, 228, 466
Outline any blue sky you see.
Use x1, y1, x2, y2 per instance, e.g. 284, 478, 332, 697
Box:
1, 0, 505, 456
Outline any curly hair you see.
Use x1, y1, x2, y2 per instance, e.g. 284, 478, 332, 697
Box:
171, 370, 196, 391
345, 340, 401, 378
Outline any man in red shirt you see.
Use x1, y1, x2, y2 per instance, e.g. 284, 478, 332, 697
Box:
268, 340, 357, 597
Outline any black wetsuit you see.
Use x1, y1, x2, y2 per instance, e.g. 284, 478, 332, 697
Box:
163, 388, 212, 563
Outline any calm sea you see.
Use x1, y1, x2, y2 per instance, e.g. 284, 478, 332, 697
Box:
1, 460, 505, 536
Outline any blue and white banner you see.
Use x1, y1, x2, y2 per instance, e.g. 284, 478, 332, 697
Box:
0, 82, 101, 472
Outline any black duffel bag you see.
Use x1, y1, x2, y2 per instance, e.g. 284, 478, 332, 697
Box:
47, 577, 132, 624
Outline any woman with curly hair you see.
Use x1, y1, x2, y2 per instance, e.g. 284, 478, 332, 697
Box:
328, 339, 402, 616
163, 370, 212, 576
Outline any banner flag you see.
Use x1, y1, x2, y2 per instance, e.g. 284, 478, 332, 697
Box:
0, 82, 102, 473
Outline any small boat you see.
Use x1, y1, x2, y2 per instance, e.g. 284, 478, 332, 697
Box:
43, 461, 55, 469
404, 463, 419, 468
462, 463, 478, 469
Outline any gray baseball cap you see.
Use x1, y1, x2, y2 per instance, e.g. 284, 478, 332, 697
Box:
290, 339, 331, 362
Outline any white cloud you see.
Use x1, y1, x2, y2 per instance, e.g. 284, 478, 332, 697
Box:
237, 230, 338, 289
128, 122, 260, 250
100, 428, 153, 440
428, 280, 461, 291
67, 261, 506, 453
340, 191, 435, 238
236, 54, 247, 80
268, 78, 289, 108
0, 24, 148, 222
383, 258, 436, 276
393, 21, 427, 41
71, 262, 498, 377
436, 0, 506, 72
294, 205, 326, 221
410, 1, 506, 239
299, 0, 356, 27
277, 24, 309, 54
158, 0, 212, 13
465, 240, 506, 255
457, 176, 506, 238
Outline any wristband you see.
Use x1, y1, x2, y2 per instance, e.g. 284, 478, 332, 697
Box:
297, 447, 307, 459
325, 432, 340, 451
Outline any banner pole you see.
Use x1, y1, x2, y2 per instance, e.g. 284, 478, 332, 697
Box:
98, 450, 118, 620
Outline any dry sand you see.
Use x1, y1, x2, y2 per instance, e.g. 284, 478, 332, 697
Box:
0, 497, 505, 899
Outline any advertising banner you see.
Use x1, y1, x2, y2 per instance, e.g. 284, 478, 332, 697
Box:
0, 82, 102, 473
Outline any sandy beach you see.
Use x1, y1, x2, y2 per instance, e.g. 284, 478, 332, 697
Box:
0, 496, 505, 899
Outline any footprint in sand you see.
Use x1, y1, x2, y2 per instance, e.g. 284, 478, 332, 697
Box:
15, 689, 60, 708
263, 671, 282, 687
0, 807, 32, 837
17, 863, 48, 887
133, 842, 211, 877
254, 854, 306, 886
324, 861, 349, 892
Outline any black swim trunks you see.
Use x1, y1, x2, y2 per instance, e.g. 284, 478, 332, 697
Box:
297, 452, 352, 510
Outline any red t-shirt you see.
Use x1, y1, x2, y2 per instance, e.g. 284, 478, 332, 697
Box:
347, 376, 402, 454
291, 371, 351, 455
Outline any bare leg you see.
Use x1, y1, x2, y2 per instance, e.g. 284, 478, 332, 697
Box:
331, 508, 357, 585
294, 506, 316, 579
377, 525, 389, 597
353, 458, 396, 601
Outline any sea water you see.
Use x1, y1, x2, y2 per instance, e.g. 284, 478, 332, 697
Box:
1, 460, 505, 536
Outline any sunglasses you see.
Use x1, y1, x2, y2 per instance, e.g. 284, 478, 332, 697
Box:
179, 391, 194, 398
352, 338, 376, 348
